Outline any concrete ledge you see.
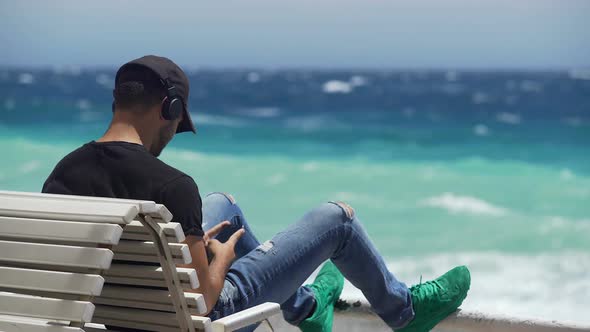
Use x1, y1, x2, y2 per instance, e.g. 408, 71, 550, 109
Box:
437, 310, 590, 332
256, 302, 590, 332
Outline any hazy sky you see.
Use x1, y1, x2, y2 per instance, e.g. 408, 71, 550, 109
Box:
1, 0, 589, 69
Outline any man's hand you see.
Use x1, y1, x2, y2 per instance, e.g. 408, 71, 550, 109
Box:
203, 220, 231, 246
181, 223, 245, 314
207, 225, 245, 263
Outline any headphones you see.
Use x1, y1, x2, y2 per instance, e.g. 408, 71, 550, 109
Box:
112, 78, 183, 121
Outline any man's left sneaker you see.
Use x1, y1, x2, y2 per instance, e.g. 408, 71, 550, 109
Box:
299, 261, 344, 332
397, 265, 471, 332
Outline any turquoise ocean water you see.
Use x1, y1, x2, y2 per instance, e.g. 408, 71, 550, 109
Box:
2, 68, 589, 323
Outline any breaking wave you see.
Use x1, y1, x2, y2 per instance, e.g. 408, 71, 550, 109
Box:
421, 193, 509, 216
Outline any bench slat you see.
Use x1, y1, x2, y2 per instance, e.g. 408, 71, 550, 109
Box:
122, 221, 185, 243
95, 297, 202, 316
0, 293, 95, 323
0, 216, 123, 245
0, 266, 104, 296
0, 317, 84, 332
113, 253, 187, 265
113, 241, 191, 264
93, 305, 179, 330
193, 316, 213, 332
94, 305, 211, 332
103, 264, 199, 289
97, 285, 206, 315
0, 195, 138, 224
0, 240, 114, 270
104, 275, 194, 289
0, 191, 172, 222
91, 318, 182, 332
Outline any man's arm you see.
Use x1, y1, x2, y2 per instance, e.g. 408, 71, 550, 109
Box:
180, 225, 245, 314
160, 176, 244, 313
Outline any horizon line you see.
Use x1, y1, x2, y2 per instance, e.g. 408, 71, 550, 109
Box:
1, 65, 588, 72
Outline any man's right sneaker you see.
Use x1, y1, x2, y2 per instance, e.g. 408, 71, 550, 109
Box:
299, 261, 344, 332
397, 265, 471, 332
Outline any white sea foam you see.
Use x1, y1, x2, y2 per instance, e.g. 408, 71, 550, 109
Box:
168, 150, 208, 162
322, 80, 353, 94
559, 168, 574, 181
10, 138, 70, 155
563, 117, 584, 127
18, 73, 34, 85
401, 107, 415, 118
3, 98, 16, 111
538, 216, 590, 234
471, 92, 491, 104
440, 83, 464, 95
53, 65, 81, 76
284, 116, 325, 132
235, 107, 281, 118
419, 167, 437, 181
95, 73, 112, 87
192, 113, 249, 128
421, 193, 508, 216
305, 251, 590, 324
503, 95, 518, 105
505, 80, 517, 91
568, 68, 590, 80
284, 116, 350, 132
520, 80, 543, 93
473, 124, 490, 137
445, 71, 459, 82
349, 75, 367, 87
496, 112, 521, 125
19, 160, 41, 174
265, 173, 286, 186
302, 162, 319, 172
79, 110, 103, 123
76, 99, 92, 111
247, 72, 261, 83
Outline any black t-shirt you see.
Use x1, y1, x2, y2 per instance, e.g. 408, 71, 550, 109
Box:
42, 141, 204, 237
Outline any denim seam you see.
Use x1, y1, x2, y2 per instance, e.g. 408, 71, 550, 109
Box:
346, 225, 413, 328
206, 191, 236, 205
327, 203, 355, 260
392, 296, 416, 329
327, 201, 355, 221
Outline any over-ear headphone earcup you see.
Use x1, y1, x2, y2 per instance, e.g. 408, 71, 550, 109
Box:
162, 97, 182, 120
161, 97, 172, 120
168, 98, 183, 120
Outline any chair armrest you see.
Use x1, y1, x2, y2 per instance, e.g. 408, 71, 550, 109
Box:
210, 302, 281, 332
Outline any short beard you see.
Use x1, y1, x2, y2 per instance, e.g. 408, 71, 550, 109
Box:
150, 121, 176, 157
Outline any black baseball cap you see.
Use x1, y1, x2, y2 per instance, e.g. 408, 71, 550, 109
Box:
115, 55, 196, 134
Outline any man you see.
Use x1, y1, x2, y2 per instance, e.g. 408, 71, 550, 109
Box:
43, 55, 470, 332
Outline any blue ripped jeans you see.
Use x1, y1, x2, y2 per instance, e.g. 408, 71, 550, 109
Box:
203, 192, 414, 331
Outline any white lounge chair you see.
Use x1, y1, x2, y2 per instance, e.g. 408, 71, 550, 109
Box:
0, 191, 280, 332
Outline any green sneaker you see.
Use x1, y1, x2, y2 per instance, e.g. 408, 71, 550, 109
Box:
299, 261, 344, 332
397, 265, 471, 332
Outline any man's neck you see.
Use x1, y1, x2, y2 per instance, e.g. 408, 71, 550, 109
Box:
97, 122, 149, 147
